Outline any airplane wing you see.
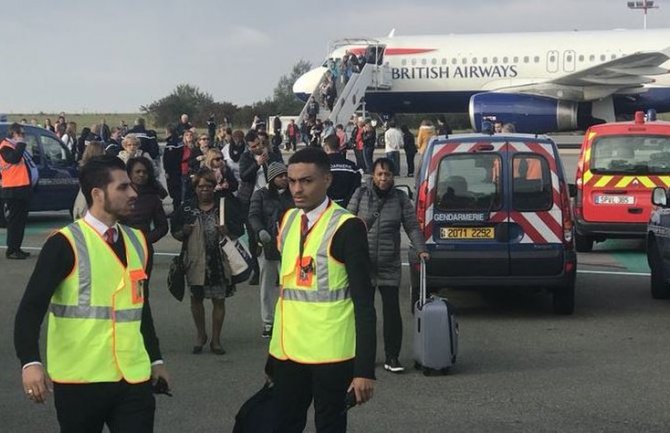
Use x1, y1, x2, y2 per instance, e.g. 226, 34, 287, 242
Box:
488, 48, 670, 101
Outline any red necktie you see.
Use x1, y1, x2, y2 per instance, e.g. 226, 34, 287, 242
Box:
104, 227, 117, 244
301, 214, 309, 241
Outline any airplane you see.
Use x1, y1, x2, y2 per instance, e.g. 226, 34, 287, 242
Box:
292, 28, 670, 133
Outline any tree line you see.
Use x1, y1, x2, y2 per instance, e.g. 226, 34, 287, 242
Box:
140, 60, 470, 131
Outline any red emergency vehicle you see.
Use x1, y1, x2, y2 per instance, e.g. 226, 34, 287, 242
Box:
574, 111, 670, 252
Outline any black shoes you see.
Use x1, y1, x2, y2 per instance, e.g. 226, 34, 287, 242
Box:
6, 250, 30, 260
262, 324, 273, 338
384, 357, 405, 374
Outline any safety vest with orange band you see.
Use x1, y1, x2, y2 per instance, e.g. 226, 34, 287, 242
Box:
269, 201, 356, 363
46, 220, 151, 383
0, 138, 32, 188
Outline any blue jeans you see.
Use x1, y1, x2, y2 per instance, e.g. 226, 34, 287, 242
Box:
386, 151, 400, 176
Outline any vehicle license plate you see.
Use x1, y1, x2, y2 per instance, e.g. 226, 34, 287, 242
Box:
595, 195, 635, 205
440, 227, 495, 239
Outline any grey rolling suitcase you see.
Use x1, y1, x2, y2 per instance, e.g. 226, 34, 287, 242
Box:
413, 258, 458, 375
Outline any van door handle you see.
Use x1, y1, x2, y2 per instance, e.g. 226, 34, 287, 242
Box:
628, 208, 643, 214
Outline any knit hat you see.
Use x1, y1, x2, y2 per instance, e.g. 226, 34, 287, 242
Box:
267, 162, 288, 183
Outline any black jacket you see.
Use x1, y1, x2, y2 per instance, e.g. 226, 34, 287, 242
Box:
327, 153, 362, 208
248, 186, 294, 260
238, 151, 283, 206
163, 141, 184, 177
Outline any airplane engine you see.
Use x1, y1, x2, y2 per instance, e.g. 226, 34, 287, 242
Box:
468, 92, 591, 133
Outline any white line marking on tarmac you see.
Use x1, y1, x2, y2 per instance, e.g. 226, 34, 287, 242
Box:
4, 247, 650, 277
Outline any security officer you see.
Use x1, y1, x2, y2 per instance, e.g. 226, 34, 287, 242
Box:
14, 155, 170, 433
0, 122, 37, 259
267, 147, 376, 433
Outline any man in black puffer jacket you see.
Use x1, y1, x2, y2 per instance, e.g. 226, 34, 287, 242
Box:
248, 162, 294, 338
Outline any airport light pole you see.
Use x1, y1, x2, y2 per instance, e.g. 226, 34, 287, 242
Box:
627, 0, 659, 30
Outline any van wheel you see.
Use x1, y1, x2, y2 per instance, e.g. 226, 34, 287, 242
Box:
649, 241, 670, 299
553, 280, 575, 315
575, 233, 593, 252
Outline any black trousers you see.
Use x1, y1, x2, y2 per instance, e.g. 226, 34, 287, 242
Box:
166, 174, 182, 211
272, 358, 353, 433
405, 151, 417, 176
53, 380, 155, 433
5, 197, 28, 254
378, 285, 402, 359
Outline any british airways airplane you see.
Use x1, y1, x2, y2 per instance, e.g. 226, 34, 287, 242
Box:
292, 29, 670, 133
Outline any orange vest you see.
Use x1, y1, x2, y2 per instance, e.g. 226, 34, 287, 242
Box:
0, 139, 30, 188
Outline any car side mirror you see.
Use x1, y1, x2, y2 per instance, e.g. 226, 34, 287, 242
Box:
652, 187, 667, 207
568, 183, 577, 198
395, 184, 413, 200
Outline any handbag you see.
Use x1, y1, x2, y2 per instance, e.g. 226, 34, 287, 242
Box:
167, 252, 186, 301
219, 198, 254, 284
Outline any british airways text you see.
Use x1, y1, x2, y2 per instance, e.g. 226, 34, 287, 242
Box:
391, 65, 518, 80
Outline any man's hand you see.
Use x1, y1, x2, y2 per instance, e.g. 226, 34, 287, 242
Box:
347, 377, 374, 405
22, 364, 52, 404
418, 252, 430, 261
181, 224, 194, 237
151, 364, 171, 391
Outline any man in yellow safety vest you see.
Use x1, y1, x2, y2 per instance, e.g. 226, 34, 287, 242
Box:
267, 147, 376, 433
14, 155, 169, 433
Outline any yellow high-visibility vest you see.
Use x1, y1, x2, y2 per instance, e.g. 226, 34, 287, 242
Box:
46, 220, 151, 383
269, 202, 356, 363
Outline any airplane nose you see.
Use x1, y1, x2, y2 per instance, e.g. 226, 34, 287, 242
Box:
293, 66, 327, 102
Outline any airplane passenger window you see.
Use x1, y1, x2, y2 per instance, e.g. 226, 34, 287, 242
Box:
503, 56, 508, 63
513, 56, 519, 63
411, 59, 417, 66
579, 55, 584, 62
534, 56, 540, 63
421, 58, 427, 65
600, 54, 606, 61
482, 57, 488, 64
442, 58, 447, 65
401, 59, 407, 66
611, 54, 616, 59
462, 58, 467, 64
431, 58, 437, 65
452, 58, 457, 65
523, 56, 529, 63
589, 54, 595, 61
492, 57, 498, 64
472, 58, 477, 64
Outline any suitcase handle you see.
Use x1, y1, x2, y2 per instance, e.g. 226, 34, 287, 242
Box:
419, 256, 427, 307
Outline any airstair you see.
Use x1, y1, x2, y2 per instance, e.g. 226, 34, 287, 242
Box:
297, 45, 393, 127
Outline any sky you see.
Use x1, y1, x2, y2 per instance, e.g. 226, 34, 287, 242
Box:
2, 0, 670, 114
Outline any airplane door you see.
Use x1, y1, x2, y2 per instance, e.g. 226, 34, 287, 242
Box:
546, 50, 559, 73
563, 50, 576, 72
365, 45, 386, 65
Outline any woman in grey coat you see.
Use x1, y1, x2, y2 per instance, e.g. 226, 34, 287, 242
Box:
348, 157, 430, 373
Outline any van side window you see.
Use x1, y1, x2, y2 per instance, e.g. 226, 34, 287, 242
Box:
512, 154, 552, 211
40, 134, 69, 166
436, 153, 502, 211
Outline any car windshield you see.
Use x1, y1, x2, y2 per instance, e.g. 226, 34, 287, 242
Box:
590, 135, 670, 174
435, 153, 502, 211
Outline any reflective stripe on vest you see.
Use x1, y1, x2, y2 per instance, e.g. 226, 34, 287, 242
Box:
46, 220, 150, 384
269, 202, 356, 363
0, 139, 30, 188
49, 223, 145, 320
